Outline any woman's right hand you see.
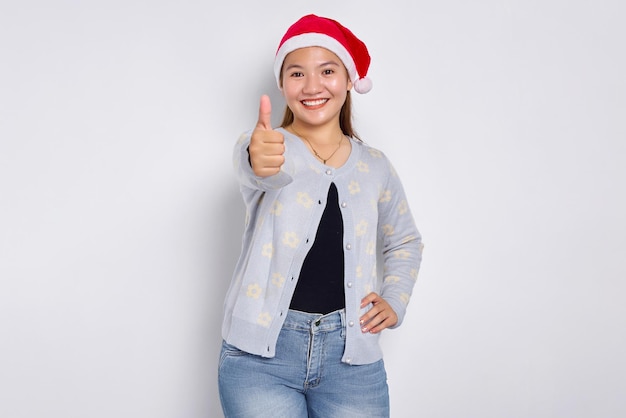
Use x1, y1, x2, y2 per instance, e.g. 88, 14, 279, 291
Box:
249, 95, 285, 177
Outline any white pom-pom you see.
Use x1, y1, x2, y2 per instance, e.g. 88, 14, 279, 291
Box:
353, 77, 373, 94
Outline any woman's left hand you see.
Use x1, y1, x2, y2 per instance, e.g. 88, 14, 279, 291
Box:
359, 292, 398, 334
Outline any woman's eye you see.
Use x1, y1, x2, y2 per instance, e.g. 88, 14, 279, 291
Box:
290, 72, 303, 77
323, 69, 334, 75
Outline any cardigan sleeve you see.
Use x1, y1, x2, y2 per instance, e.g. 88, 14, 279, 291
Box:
233, 130, 293, 191
377, 158, 424, 328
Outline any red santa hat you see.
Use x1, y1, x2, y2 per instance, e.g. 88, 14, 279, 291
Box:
274, 14, 373, 94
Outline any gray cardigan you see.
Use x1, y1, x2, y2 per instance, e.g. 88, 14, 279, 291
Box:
221, 128, 423, 365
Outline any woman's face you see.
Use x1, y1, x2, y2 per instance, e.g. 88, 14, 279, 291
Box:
281, 46, 352, 129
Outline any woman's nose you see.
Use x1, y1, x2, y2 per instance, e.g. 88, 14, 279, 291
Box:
302, 75, 322, 94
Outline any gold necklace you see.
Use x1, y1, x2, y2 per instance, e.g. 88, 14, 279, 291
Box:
291, 127, 344, 164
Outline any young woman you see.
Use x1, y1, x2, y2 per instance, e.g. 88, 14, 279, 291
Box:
219, 14, 423, 417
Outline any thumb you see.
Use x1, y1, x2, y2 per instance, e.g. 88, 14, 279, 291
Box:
256, 94, 273, 131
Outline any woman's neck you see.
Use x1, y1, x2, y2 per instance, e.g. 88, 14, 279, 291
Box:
288, 122, 343, 146
287, 122, 350, 167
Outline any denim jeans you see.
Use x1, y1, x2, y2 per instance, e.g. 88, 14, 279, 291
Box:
218, 309, 390, 418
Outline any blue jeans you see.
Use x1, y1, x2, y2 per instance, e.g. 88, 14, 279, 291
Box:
218, 309, 390, 417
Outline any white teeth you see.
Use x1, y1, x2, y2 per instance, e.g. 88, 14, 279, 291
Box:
302, 99, 328, 106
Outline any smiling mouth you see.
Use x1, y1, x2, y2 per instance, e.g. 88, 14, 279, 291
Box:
301, 98, 329, 107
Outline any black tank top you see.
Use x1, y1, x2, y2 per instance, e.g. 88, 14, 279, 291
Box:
289, 183, 345, 314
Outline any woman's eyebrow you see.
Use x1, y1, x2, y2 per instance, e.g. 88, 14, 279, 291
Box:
319, 61, 340, 67
284, 63, 303, 70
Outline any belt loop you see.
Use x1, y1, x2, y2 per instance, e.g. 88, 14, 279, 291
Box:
339, 309, 346, 329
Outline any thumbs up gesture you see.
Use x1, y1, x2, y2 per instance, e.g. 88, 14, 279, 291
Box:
248, 95, 285, 177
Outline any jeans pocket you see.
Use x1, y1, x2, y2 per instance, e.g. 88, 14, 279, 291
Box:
218, 340, 247, 370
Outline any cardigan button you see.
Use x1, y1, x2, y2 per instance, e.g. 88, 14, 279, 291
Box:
341, 201, 347, 208
349, 321, 355, 327
345, 243, 352, 250
325, 169, 332, 175
347, 282, 353, 288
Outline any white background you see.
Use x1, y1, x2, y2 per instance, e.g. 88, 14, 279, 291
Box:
1, 1, 624, 417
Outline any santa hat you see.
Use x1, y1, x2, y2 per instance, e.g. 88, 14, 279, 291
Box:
274, 14, 373, 94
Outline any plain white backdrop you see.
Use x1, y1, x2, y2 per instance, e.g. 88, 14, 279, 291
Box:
1, 1, 624, 417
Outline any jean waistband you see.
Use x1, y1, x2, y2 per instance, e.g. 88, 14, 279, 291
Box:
282, 309, 345, 331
